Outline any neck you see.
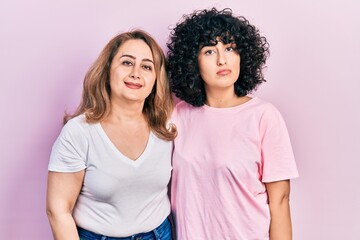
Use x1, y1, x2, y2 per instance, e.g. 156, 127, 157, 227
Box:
106, 99, 145, 123
205, 87, 249, 108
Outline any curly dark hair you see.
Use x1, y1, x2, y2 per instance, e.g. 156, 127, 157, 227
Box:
167, 8, 270, 106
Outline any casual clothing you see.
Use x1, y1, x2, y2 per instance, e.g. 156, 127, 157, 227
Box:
49, 115, 172, 237
77, 217, 172, 240
171, 97, 299, 240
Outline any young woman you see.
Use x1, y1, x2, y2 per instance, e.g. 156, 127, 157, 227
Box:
167, 8, 299, 240
46, 30, 176, 240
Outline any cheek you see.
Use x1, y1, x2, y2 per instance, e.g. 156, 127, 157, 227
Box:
110, 68, 126, 82
198, 60, 209, 78
109, 74, 122, 89
147, 73, 156, 84
236, 55, 241, 65
145, 75, 156, 90
144, 79, 156, 98
232, 57, 241, 73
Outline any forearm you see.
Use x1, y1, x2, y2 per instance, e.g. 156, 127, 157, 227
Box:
47, 211, 79, 240
269, 199, 292, 240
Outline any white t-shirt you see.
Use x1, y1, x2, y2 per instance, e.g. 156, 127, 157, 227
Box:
171, 97, 299, 240
48, 115, 172, 237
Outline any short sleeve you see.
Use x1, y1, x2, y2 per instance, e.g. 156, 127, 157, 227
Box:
48, 117, 88, 172
260, 105, 299, 182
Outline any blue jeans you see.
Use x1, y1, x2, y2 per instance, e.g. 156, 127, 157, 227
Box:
77, 217, 172, 240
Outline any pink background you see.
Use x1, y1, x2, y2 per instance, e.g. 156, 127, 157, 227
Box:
1, 0, 359, 239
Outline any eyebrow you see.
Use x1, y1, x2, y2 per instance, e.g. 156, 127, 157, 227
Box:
120, 54, 154, 64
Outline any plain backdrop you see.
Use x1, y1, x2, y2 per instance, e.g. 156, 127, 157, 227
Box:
1, 0, 359, 239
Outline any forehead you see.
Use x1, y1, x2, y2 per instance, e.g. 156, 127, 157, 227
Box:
200, 35, 235, 48
116, 39, 153, 60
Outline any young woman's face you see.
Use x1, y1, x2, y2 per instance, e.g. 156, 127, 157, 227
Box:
197, 41, 240, 93
109, 39, 156, 103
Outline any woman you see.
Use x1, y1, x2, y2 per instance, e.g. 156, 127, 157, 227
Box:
46, 30, 176, 240
167, 8, 299, 240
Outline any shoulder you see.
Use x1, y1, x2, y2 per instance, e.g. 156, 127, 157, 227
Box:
172, 101, 196, 119
65, 114, 87, 127
51, 114, 92, 157
61, 114, 91, 140
175, 100, 195, 112
249, 97, 282, 120
249, 97, 278, 111
49, 115, 90, 172
250, 98, 289, 133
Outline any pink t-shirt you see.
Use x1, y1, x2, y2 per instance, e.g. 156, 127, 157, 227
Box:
171, 97, 299, 240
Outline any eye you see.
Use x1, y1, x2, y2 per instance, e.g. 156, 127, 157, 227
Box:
204, 50, 216, 55
142, 64, 152, 71
122, 60, 133, 66
225, 47, 234, 52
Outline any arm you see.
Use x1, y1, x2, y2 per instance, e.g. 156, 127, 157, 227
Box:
265, 180, 292, 240
46, 170, 85, 240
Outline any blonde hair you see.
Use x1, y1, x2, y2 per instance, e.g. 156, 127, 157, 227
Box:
65, 30, 176, 141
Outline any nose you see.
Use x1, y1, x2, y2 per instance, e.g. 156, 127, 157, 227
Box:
129, 66, 140, 79
217, 51, 227, 66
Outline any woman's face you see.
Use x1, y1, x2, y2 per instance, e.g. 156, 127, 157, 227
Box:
197, 41, 240, 93
109, 39, 156, 103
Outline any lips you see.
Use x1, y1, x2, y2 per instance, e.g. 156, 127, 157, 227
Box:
124, 81, 142, 89
216, 69, 232, 76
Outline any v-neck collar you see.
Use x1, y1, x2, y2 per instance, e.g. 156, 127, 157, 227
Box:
95, 123, 154, 167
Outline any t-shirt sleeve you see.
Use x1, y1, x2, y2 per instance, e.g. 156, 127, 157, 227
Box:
260, 105, 299, 182
48, 118, 88, 172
